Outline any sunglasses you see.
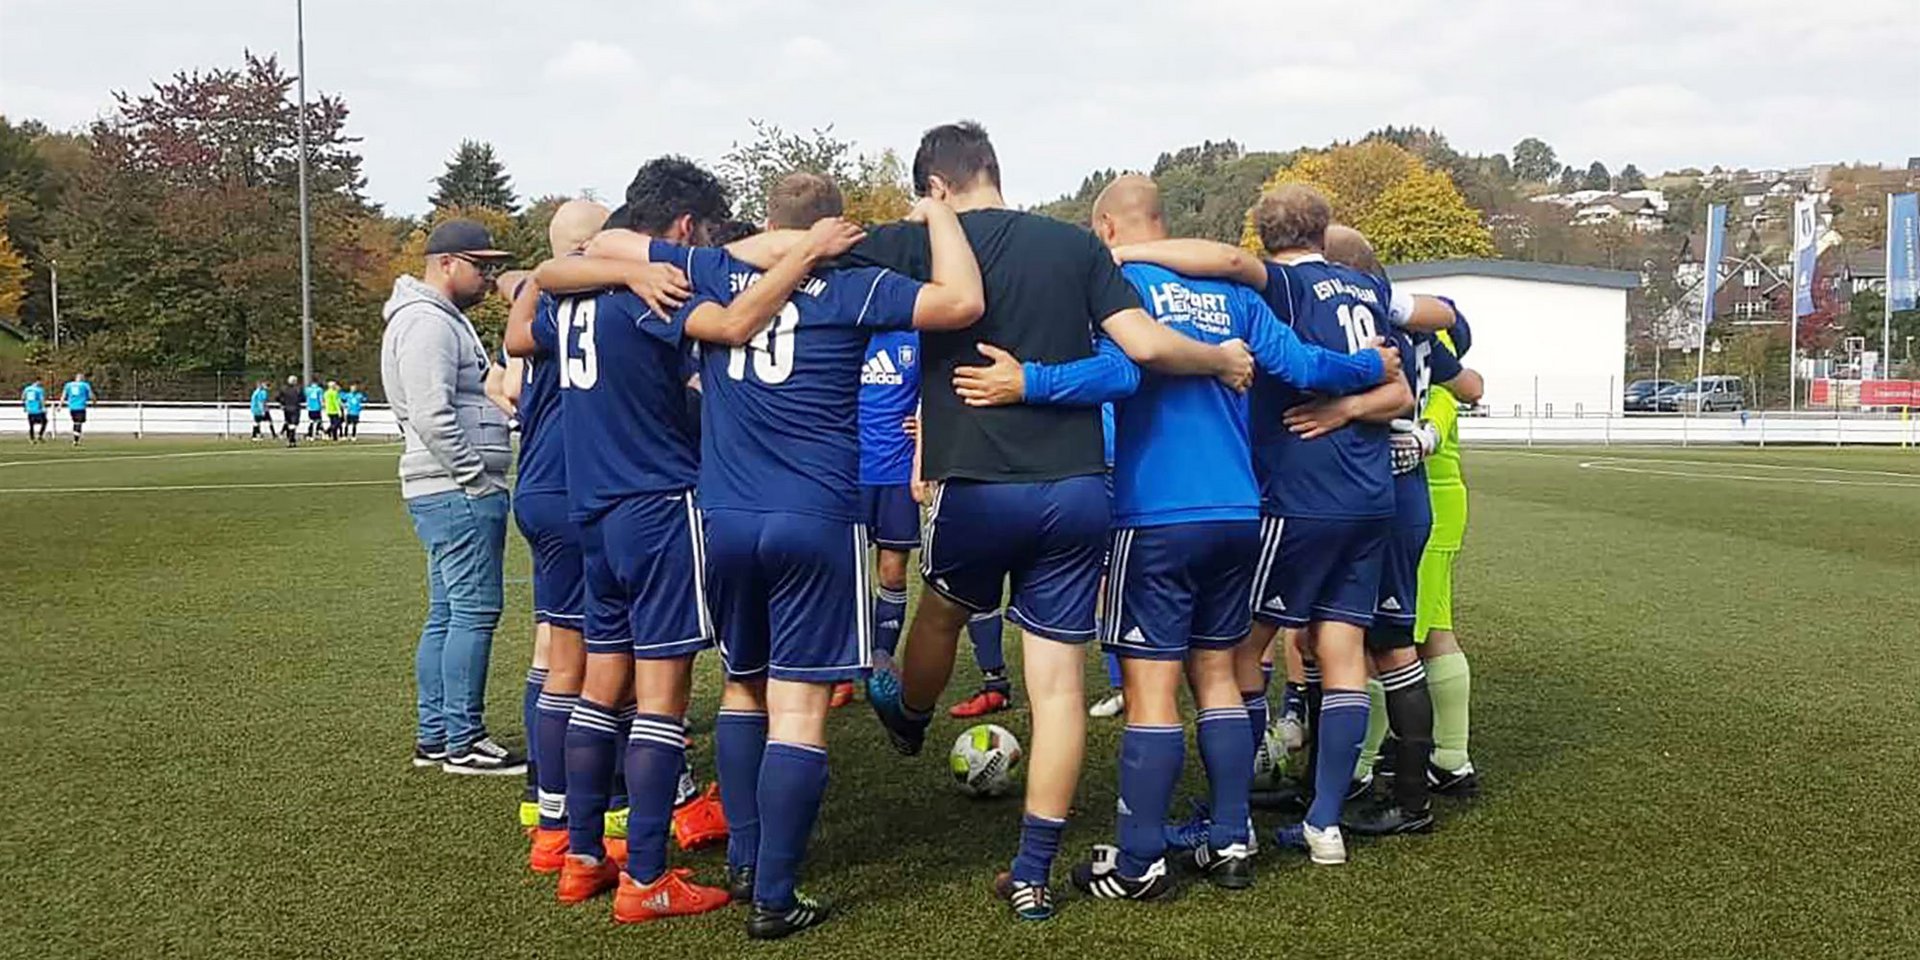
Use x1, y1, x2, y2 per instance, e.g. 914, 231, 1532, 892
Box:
453, 254, 508, 279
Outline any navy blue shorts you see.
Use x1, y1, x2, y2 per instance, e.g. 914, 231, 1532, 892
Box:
513, 489, 585, 629
1251, 515, 1390, 630
922, 476, 1109, 643
1103, 520, 1260, 661
1373, 519, 1430, 630
580, 491, 712, 659
705, 509, 870, 683
859, 484, 920, 551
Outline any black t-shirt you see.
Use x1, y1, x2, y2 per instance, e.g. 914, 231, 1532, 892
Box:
276, 385, 303, 410
844, 209, 1141, 483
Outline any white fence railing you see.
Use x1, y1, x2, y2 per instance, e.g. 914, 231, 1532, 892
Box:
0, 402, 405, 438
1459, 411, 1919, 446
0, 403, 1915, 447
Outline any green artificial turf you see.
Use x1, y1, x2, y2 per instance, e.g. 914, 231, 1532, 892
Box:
3, 438, 1918, 959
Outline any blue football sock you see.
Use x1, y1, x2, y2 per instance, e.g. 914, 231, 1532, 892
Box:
1281, 681, 1307, 720
523, 667, 546, 781
1105, 651, 1123, 690
535, 691, 576, 829
1260, 662, 1274, 695
873, 587, 908, 658
609, 702, 634, 811
563, 698, 622, 856
1196, 708, 1253, 849
1116, 724, 1184, 878
1010, 813, 1067, 886
715, 709, 768, 873
1242, 691, 1269, 755
623, 713, 686, 883
754, 741, 828, 910
1308, 689, 1370, 828
967, 610, 1006, 675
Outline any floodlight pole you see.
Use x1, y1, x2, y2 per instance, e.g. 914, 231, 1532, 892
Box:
296, 0, 314, 386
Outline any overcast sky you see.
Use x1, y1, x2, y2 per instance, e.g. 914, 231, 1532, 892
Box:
3, 0, 1915, 216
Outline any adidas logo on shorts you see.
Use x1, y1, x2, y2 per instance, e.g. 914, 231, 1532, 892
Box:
1263, 597, 1287, 612
1381, 597, 1402, 612
862, 351, 905, 386
1123, 627, 1147, 644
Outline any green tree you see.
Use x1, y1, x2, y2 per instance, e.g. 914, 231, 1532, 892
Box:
1512, 137, 1560, 183
0, 202, 25, 321
54, 52, 387, 380
431, 140, 518, 214
1556, 166, 1582, 193
1356, 166, 1496, 263
718, 120, 850, 225
1615, 163, 1646, 191
1583, 161, 1611, 191
843, 149, 913, 226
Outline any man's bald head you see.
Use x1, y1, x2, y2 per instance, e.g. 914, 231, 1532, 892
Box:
549, 199, 611, 256
1090, 174, 1167, 247
1324, 224, 1384, 278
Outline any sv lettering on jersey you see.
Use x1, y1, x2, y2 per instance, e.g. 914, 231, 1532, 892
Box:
729, 270, 827, 299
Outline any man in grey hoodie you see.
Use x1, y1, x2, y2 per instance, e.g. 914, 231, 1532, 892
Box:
380, 219, 522, 775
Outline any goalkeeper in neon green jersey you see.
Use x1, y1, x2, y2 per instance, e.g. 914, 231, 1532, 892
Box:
1415, 321, 1478, 796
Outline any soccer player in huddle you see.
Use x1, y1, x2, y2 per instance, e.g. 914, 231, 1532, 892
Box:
500, 198, 607, 866
1316, 225, 1481, 835
1415, 314, 1481, 796
855, 322, 919, 709
853, 122, 1254, 920
961, 175, 1396, 898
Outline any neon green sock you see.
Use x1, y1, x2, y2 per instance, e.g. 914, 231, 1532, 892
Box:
1425, 651, 1472, 771
1354, 678, 1388, 779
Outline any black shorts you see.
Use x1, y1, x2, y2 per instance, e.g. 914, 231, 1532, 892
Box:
345, 414, 361, 424
27, 412, 47, 426
70, 409, 87, 425
307, 409, 321, 421
253, 413, 270, 423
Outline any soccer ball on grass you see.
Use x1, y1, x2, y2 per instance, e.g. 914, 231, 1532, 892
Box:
950, 723, 1023, 798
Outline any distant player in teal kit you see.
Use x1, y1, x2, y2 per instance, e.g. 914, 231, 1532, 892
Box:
21, 377, 48, 443
62, 372, 93, 445
249, 381, 272, 441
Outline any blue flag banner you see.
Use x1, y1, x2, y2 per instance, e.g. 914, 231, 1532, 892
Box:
1701, 203, 1727, 327
1890, 193, 1918, 312
1792, 198, 1817, 318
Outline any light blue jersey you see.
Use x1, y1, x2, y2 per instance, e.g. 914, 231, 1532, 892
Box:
342, 390, 365, 416
250, 386, 269, 416
63, 379, 93, 411
304, 382, 323, 412
22, 383, 46, 415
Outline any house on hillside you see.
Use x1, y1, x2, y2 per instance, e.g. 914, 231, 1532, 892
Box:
1822, 247, 1887, 296
1572, 196, 1666, 232
1738, 181, 1770, 209
1659, 229, 1792, 345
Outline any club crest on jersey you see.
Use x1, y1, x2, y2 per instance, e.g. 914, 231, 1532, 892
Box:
898, 345, 914, 367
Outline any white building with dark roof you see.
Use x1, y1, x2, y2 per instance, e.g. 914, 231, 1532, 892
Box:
1386, 259, 1640, 417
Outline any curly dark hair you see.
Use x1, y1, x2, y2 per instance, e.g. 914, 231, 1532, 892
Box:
707, 219, 761, 245
621, 156, 732, 235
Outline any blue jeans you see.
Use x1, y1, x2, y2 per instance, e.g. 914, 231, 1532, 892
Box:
406, 489, 509, 752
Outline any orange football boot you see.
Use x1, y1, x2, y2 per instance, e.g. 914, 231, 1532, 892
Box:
529, 827, 569, 874
613, 868, 731, 924
557, 851, 621, 904
829, 682, 855, 708
672, 784, 728, 851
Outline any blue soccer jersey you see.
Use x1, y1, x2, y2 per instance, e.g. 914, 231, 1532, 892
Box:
249, 386, 268, 416
1251, 256, 1400, 520
1387, 327, 1463, 530
63, 379, 92, 411
514, 294, 569, 496
303, 382, 323, 412
535, 282, 699, 523
653, 240, 923, 521
22, 384, 46, 414
343, 390, 364, 416
859, 330, 920, 486
1111, 263, 1384, 528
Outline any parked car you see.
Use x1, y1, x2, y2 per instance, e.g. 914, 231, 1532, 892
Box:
1623, 379, 1676, 412
1655, 375, 1745, 412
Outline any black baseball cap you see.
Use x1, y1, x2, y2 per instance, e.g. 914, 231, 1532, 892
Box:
425, 219, 512, 258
